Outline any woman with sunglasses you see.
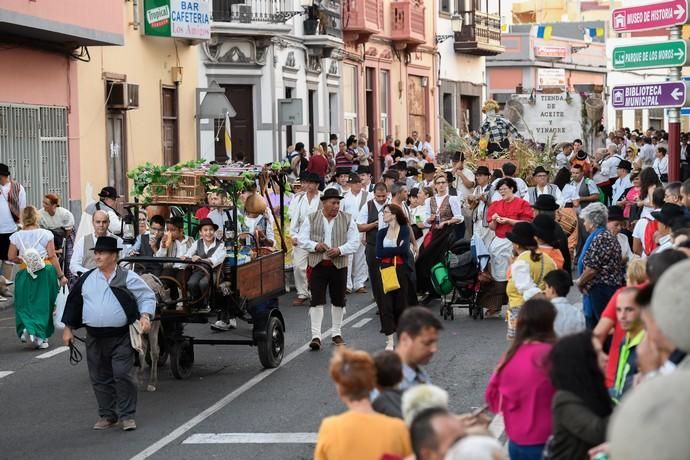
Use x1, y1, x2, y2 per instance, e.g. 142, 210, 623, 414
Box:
415, 172, 464, 303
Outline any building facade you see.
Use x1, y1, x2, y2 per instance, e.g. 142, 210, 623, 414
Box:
0, 0, 201, 214
199, 0, 343, 165
0, 0, 123, 213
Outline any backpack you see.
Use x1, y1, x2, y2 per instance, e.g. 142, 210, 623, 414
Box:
18, 234, 46, 278
643, 217, 659, 256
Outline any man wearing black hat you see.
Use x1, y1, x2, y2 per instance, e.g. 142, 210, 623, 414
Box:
357, 165, 374, 193
612, 160, 633, 205
298, 189, 360, 350
62, 236, 156, 431
325, 167, 351, 195
420, 163, 436, 188
469, 166, 494, 246
382, 169, 399, 193
85, 186, 123, 237
0, 163, 26, 267
341, 173, 370, 293
289, 172, 322, 305
527, 166, 562, 207
651, 203, 687, 254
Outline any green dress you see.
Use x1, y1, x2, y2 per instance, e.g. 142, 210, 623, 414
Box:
15, 264, 59, 341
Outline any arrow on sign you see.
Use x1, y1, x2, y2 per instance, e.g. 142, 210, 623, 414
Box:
672, 88, 683, 100
676, 4, 686, 20
676, 47, 685, 60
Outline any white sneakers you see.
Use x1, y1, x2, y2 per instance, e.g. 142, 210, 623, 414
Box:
385, 334, 395, 351
37, 340, 49, 349
20, 329, 49, 349
210, 318, 238, 331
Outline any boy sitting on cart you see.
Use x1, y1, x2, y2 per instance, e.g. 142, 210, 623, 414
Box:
155, 216, 194, 304
179, 218, 225, 313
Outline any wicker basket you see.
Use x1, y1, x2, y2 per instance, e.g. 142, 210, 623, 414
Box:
585, 96, 604, 121
150, 172, 206, 204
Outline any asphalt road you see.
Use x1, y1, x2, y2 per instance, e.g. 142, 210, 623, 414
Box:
0, 289, 508, 460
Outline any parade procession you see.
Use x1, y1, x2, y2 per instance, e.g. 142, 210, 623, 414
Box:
3, 0, 690, 459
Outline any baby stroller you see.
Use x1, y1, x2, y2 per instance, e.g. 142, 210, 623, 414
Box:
431, 239, 482, 321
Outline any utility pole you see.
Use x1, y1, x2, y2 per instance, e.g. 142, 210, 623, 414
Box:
668, 25, 682, 182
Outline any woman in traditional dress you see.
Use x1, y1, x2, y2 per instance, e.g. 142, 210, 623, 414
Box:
8, 206, 67, 349
415, 172, 464, 303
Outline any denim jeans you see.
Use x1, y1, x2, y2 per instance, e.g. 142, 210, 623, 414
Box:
508, 440, 545, 460
584, 283, 619, 330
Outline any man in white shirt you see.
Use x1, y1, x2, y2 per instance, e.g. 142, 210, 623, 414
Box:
637, 137, 656, 168
325, 168, 351, 195
612, 160, 633, 205
84, 187, 123, 237
527, 166, 563, 207
358, 183, 390, 308
422, 134, 435, 162
596, 145, 624, 205
298, 189, 360, 350
289, 172, 322, 305
0, 163, 26, 269
650, 204, 686, 254
556, 143, 572, 170
341, 173, 370, 294
653, 147, 669, 183
451, 152, 475, 238
71, 210, 124, 276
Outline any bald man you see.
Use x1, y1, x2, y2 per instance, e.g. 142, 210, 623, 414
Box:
71, 210, 124, 277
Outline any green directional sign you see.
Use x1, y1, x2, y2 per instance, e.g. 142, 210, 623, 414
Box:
612, 40, 689, 70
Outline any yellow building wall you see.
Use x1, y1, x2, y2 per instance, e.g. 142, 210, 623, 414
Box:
76, 2, 199, 203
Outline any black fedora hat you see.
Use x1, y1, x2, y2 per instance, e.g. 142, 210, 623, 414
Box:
90, 236, 123, 252
532, 214, 557, 245
98, 186, 118, 199
422, 163, 436, 174
357, 165, 372, 175
197, 217, 219, 231
532, 166, 549, 176
532, 194, 559, 211
0, 163, 10, 177
651, 203, 685, 226
475, 165, 491, 176
608, 205, 626, 222
347, 172, 361, 184
335, 167, 351, 177
407, 166, 419, 177
506, 222, 538, 248
320, 188, 344, 201
301, 171, 321, 184
617, 160, 633, 172
452, 151, 465, 162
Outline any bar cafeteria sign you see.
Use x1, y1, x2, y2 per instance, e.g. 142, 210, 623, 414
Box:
144, 0, 210, 40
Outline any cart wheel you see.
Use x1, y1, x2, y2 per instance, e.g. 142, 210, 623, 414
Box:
258, 316, 284, 369
170, 340, 194, 379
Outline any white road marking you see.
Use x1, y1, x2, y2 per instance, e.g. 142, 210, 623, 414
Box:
183, 432, 317, 444
35, 346, 69, 360
0, 371, 15, 379
351, 317, 372, 328
131, 302, 378, 460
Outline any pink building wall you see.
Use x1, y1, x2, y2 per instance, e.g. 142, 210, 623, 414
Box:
488, 68, 523, 90
1, 0, 122, 36
0, 46, 80, 198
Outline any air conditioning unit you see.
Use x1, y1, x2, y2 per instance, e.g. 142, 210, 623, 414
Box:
231, 4, 252, 23
107, 82, 140, 110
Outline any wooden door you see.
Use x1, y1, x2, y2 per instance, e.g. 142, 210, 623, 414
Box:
162, 87, 179, 165
407, 76, 426, 138
216, 85, 254, 164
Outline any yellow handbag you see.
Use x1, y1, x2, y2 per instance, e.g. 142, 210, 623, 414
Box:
380, 256, 400, 294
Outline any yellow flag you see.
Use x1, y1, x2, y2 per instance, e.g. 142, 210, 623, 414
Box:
224, 111, 232, 160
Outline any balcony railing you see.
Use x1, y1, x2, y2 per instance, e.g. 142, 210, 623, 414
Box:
212, 0, 288, 23
303, 0, 342, 37
343, 0, 382, 41
391, 0, 425, 47
454, 10, 504, 56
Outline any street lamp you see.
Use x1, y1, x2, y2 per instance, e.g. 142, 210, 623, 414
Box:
196, 81, 235, 159
435, 14, 463, 44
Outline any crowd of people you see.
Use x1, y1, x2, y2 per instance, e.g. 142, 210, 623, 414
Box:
3, 123, 690, 450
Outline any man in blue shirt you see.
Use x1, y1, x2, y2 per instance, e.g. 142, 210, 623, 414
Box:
396, 307, 443, 390
62, 236, 155, 432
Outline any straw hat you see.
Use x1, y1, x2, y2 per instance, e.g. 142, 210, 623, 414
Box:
244, 193, 267, 215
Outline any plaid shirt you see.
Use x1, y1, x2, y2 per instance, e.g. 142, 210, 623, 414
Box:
480, 117, 522, 143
